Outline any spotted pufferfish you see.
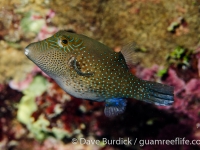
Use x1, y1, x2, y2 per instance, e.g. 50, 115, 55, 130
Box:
25, 30, 174, 117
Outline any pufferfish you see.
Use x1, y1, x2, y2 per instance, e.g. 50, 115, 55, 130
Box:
25, 30, 174, 117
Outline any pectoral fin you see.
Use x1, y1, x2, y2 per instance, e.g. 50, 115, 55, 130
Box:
68, 57, 94, 77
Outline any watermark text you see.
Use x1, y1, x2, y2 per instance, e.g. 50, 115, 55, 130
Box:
71, 137, 200, 146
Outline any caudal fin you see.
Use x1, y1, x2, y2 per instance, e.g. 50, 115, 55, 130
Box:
144, 81, 174, 106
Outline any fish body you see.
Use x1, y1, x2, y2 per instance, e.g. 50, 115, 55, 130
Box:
25, 30, 174, 117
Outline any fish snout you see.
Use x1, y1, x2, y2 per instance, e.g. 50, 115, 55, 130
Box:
25, 47, 29, 56
24, 43, 37, 59
24, 43, 34, 58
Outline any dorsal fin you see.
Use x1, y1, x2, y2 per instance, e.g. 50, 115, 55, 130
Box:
120, 42, 140, 67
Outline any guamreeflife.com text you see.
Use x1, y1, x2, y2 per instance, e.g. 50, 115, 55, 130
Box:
71, 137, 200, 146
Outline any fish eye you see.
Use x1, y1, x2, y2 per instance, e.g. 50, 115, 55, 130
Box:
58, 36, 68, 47
62, 39, 68, 44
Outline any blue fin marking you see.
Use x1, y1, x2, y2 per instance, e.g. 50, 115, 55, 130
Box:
104, 98, 127, 117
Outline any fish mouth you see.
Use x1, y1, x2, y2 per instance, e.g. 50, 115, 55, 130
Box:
25, 47, 29, 56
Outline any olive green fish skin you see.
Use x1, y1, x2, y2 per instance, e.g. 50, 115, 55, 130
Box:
25, 30, 174, 117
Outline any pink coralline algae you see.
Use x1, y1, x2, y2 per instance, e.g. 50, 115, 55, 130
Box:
185, 79, 200, 97
9, 66, 50, 91
37, 25, 58, 41
136, 65, 159, 81
9, 73, 34, 91
35, 10, 58, 41
162, 68, 185, 94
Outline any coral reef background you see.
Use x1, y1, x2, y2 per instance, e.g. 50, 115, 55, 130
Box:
0, 0, 200, 149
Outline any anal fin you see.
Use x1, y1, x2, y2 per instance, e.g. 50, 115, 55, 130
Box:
104, 98, 127, 117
